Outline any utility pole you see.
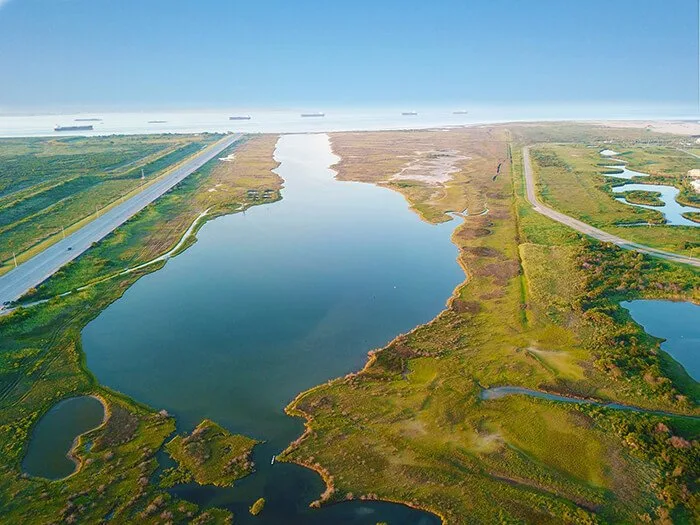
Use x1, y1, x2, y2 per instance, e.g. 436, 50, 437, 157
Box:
13, 251, 17, 268
62, 225, 66, 239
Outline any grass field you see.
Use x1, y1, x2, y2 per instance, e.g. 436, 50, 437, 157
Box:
0, 134, 281, 524
0, 134, 222, 273
529, 143, 700, 256
281, 126, 700, 524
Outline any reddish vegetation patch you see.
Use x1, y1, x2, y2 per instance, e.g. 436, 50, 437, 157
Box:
477, 261, 521, 285
451, 299, 481, 315
463, 246, 504, 259
457, 227, 491, 240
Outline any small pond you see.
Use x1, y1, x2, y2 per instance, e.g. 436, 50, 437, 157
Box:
22, 396, 105, 479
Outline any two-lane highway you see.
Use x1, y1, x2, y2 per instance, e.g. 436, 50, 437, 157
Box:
522, 146, 700, 268
0, 133, 242, 308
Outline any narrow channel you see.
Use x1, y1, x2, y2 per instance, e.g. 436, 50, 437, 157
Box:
82, 134, 462, 523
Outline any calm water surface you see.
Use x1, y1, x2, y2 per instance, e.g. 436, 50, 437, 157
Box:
612, 183, 700, 227
82, 133, 460, 523
623, 300, 700, 381
23, 396, 104, 479
602, 164, 649, 180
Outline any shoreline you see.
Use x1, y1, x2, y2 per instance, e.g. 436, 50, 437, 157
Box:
63, 394, 110, 480
22, 393, 111, 482
279, 144, 477, 524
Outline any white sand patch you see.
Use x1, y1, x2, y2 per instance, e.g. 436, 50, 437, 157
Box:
392, 149, 471, 185
593, 120, 700, 136
219, 153, 236, 162
599, 149, 619, 156
689, 169, 700, 194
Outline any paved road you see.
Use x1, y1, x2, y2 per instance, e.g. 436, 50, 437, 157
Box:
0, 134, 242, 308
522, 146, 700, 268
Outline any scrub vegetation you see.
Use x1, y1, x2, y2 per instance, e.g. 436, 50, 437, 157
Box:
162, 419, 259, 488
528, 142, 699, 256
0, 134, 281, 524
0, 134, 222, 274
281, 125, 699, 524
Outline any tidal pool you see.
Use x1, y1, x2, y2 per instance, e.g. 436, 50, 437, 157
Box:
623, 300, 700, 381
612, 183, 700, 227
82, 133, 461, 523
22, 396, 105, 479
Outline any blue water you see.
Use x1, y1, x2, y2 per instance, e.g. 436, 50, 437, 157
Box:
623, 300, 700, 381
612, 183, 700, 227
82, 133, 461, 523
602, 164, 649, 180
22, 396, 104, 479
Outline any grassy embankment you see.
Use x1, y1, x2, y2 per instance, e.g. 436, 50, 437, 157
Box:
0, 134, 281, 524
280, 127, 699, 524
529, 143, 699, 257
0, 134, 222, 275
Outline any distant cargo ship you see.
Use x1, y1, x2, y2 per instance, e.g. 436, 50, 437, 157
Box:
229, 115, 252, 120
148, 120, 168, 124
54, 125, 93, 132
74, 118, 102, 122
453, 110, 469, 115
402, 111, 418, 116
301, 112, 325, 118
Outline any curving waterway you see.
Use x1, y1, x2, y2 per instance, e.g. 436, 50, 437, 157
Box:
82, 133, 462, 524
612, 183, 700, 227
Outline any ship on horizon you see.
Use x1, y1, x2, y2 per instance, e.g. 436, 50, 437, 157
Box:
301, 112, 325, 118
453, 110, 469, 115
74, 118, 102, 122
402, 111, 418, 116
229, 115, 252, 120
54, 124, 93, 132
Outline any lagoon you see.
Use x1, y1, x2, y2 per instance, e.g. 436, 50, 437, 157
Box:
82, 133, 461, 523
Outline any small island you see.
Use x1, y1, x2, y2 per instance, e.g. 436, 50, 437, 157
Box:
620, 189, 664, 206
682, 211, 700, 223
249, 497, 265, 516
161, 419, 259, 487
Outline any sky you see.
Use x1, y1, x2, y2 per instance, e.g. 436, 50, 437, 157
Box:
0, 0, 698, 113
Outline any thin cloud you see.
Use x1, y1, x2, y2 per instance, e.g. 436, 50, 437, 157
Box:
0, 0, 12, 8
